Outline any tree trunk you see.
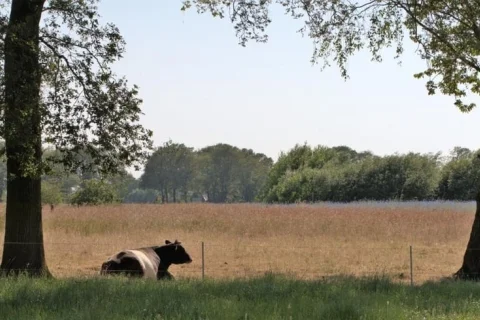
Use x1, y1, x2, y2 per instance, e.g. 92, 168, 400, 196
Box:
0, 0, 50, 277
455, 191, 480, 280
172, 188, 176, 203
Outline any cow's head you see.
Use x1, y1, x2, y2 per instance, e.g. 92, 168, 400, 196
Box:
154, 240, 192, 265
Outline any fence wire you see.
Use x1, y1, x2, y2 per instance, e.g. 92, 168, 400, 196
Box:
0, 240, 471, 284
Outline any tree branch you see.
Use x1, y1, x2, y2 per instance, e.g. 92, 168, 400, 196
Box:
39, 32, 106, 73
39, 37, 94, 106
40, 38, 84, 86
396, 1, 480, 73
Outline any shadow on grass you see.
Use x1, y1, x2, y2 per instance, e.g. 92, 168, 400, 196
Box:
1, 273, 480, 319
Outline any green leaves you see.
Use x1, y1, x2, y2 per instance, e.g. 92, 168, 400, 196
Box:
259, 144, 445, 203
41, 180, 62, 205
437, 148, 480, 200
70, 178, 119, 205
0, 0, 153, 178
185, 0, 480, 111
194, 143, 272, 203
140, 140, 195, 202
140, 141, 272, 203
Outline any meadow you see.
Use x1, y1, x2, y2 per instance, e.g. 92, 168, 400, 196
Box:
0, 201, 475, 282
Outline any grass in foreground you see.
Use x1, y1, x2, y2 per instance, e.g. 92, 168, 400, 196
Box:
1, 274, 480, 319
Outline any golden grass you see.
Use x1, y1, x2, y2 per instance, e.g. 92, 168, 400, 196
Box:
0, 202, 474, 283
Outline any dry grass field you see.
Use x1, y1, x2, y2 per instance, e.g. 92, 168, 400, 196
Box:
0, 202, 475, 283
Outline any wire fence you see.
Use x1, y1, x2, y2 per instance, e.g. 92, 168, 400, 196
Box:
0, 240, 471, 285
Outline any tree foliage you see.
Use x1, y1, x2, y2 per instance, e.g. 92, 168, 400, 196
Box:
140, 140, 194, 203
260, 143, 455, 203
0, 0, 153, 177
40, 147, 138, 203
136, 141, 480, 204
124, 188, 159, 204
183, 0, 480, 111
437, 148, 480, 200
70, 179, 119, 206
194, 143, 273, 203
41, 180, 62, 206
140, 141, 273, 203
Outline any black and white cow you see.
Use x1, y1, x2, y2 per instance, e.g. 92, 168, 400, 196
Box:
100, 240, 192, 280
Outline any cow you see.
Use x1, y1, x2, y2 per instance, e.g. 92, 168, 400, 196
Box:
100, 240, 192, 280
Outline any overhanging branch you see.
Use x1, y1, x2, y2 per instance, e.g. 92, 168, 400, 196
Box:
396, 1, 480, 73
39, 37, 94, 103
39, 33, 106, 73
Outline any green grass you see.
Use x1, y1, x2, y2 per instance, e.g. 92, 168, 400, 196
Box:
2, 274, 480, 319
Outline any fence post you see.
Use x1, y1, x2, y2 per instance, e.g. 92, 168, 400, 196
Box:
409, 245, 413, 286
201, 241, 205, 280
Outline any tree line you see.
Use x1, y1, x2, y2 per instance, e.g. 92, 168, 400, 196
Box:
261, 144, 480, 203
30, 141, 480, 205
28, 141, 273, 206
133, 141, 273, 204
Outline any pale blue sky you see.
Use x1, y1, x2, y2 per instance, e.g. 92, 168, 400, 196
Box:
98, 1, 480, 174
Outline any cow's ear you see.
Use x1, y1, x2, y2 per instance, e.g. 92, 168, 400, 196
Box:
174, 239, 181, 244
165, 240, 172, 244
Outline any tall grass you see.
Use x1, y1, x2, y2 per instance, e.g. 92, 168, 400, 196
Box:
1, 274, 480, 319
0, 201, 474, 281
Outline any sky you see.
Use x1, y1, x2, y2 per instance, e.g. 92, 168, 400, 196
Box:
97, 1, 480, 176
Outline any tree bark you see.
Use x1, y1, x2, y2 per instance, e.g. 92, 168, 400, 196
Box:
455, 191, 480, 280
0, 0, 50, 277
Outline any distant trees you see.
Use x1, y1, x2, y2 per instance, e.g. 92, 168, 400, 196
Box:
32, 141, 480, 205
40, 181, 62, 208
37, 147, 138, 205
140, 142, 273, 203
140, 141, 194, 203
124, 188, 159, 203
193, 144, 273, 203
260, 143, 477, 203
437, 148, 480, 201
70, 179, 120, 206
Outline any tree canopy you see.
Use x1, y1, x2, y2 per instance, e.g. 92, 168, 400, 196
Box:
140, 141, 273, 203
260, 143, 451, 203
0, 0, 153, 177
183, 0, 480, 111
